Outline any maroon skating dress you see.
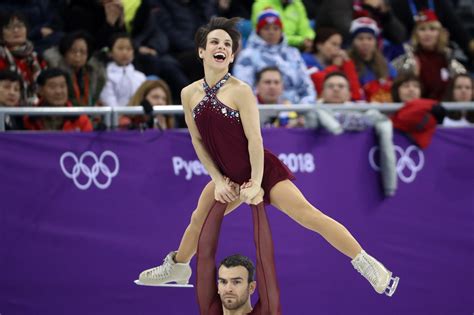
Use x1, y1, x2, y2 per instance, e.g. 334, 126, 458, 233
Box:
192, 73, 295, 204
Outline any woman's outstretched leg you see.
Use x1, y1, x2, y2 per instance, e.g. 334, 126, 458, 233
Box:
270, 180, 362, 259
269, 180, 399, 296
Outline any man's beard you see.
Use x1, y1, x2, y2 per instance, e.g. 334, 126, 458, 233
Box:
221, 291, 250, 310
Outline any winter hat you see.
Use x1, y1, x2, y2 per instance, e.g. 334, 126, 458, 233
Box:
256, 9, 283, 33
414, 9, 439, 24
350, 17, 380, 38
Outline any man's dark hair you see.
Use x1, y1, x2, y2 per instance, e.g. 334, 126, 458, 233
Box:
255, 66, 282, 83
391, 72, 422, 102
0, 70, 22, 84
36, 68, 67, 87
194, 17, 241, 57
219, 254, 255, 283
323, 71, 349, 86
59, 31, 95, 59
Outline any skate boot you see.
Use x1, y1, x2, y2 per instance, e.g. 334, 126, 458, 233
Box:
138, 251, 192, 286
351, 250, 399, 297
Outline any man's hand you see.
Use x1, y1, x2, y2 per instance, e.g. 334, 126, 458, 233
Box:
214, 176, 239, 203
40, 27, 53, 37
139, 46, 158, 56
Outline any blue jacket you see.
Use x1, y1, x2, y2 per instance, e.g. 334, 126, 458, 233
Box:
233, 31, 316, 104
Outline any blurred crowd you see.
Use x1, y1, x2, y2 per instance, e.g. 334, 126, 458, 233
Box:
0, 0, 473, 132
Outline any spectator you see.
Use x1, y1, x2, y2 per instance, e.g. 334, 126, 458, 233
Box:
100, 33, 146, 108
233, 9, 316, 105
122, 0, 189, 103
348, 17, 396, 102
302, 27, 363, 100
255, 66, 288, 105
0, 70, 23, 130
23, 68, 93, 131
389, 0, 474, 65
0, 0, 64, 53
120, 79, 175, 130
391, 9, 466, 101
43, 31, 106, 107
391, 72, 422, 103
251, 0, 315, 51
152, 0, 215, 82
216, 0, 253, 19
0, 11, 47, 105
255, 66, 304, 127
60, 0, 127, 50
320, 71, 352, 104
320, 71, 397, 196
316, 0, 406, 45
443, 73, 474, 127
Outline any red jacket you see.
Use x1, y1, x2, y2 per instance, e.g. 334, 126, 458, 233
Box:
23, 100, 93, 132
391, 99, 439, 148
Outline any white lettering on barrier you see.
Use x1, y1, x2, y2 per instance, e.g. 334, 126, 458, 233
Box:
278, 153, 315, 173
172, 156, 208, 180
172, 153, 315, 180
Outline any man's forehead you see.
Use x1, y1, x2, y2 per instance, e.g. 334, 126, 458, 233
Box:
262, 71, 281, 80
326, 76, 348, 86
218, 265, 249, 279
0, 80, 19, 85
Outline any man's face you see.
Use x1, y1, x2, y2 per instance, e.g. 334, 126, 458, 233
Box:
0, 80, 21, 107
39, 76, 68, 106
256, 70, 283, 104
218, 266, 255, 311
322, 75, 350, 104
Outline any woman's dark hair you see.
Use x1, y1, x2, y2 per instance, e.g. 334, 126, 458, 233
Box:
59, 31, 94, 59
312, 27, 342, 53
194, 17, 241, 57
0, 11, 28, 41
391, 72, 422, 102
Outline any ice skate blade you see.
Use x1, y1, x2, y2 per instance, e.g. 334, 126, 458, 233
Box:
384, 276, 399, 297
134, 280, 194, 288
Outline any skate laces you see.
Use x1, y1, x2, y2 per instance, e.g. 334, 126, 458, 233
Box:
146, 254, 174, 280
354, 255, 379, 286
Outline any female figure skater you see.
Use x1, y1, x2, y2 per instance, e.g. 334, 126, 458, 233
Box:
138, 17, 399, 297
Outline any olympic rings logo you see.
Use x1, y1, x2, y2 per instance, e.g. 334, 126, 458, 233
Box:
369, 145, 424, 184
60, 151, 120, 190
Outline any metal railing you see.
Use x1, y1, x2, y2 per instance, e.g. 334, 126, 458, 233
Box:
1, 102, 473, 132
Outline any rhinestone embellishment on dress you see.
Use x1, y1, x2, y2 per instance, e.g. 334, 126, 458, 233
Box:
192, 73, 241, 123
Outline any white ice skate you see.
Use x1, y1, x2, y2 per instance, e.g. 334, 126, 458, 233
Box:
351, 250, 399, 297
135, 251, 193, 288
